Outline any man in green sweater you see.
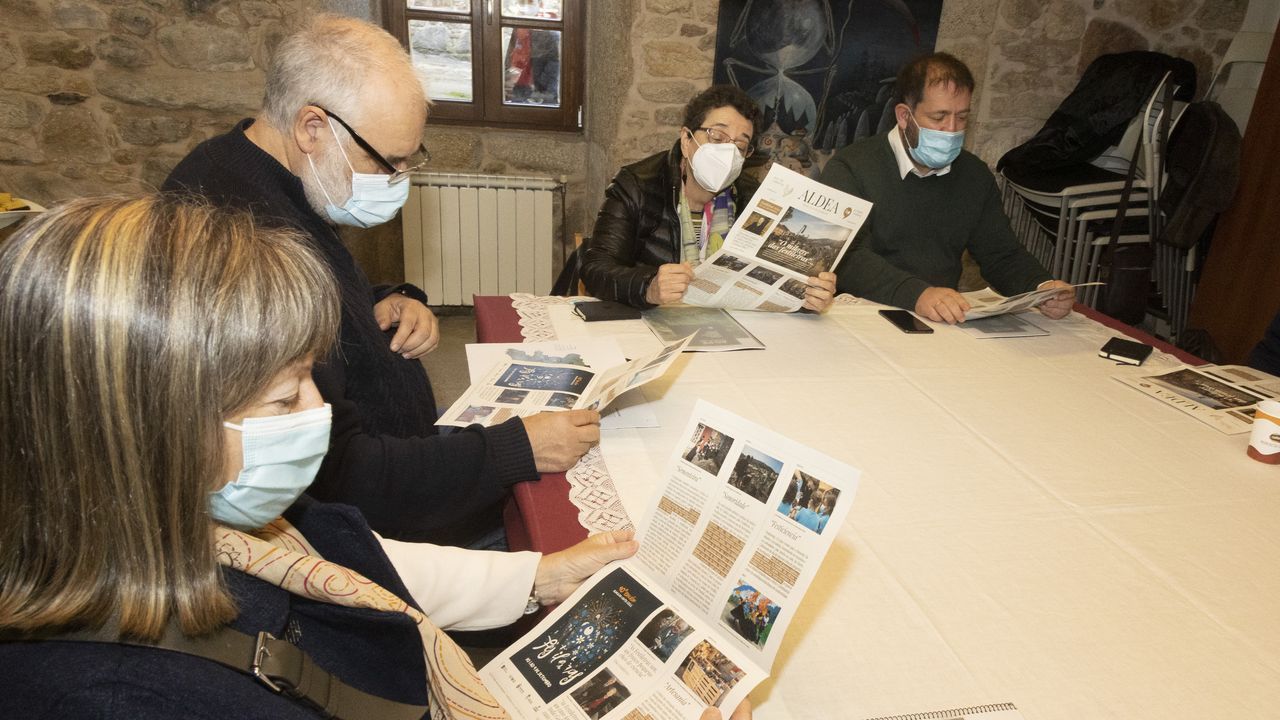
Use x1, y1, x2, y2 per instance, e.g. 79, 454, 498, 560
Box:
821, 52, 1074, 324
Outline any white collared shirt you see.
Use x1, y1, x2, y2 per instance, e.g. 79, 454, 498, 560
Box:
887, 127, 952, 179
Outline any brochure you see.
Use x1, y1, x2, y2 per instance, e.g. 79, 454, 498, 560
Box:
683, 163, 871, 312
480, 400, 860, 719
463, 341, 661, 430
961, 283, 1102, 320
642, 306, 765, 352
1114, 363, 1280, 434
437, 335, 693, 428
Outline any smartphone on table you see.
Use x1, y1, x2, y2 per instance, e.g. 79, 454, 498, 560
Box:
878, 309, 934, 334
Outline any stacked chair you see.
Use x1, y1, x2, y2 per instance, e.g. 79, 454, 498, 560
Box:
996, 52, 1197, 334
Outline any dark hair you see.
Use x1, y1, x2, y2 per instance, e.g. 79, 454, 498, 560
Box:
895, 52, 975, 107
681, 84, 760, 134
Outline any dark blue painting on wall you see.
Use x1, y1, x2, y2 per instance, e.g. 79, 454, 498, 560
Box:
712, 0, 945, 177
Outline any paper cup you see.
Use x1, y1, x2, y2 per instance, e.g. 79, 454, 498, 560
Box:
1247, 399, 1280, 464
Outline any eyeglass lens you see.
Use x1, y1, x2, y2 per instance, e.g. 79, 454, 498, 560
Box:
700, 127, 753, 157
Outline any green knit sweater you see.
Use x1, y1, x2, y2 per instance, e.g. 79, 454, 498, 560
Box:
820, 133, 1051, 310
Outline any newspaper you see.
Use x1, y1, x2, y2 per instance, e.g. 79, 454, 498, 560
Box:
956, 313, 1048, 339
480, 400, 860, 719
1114, 364, 1280, 434
437, 335, 693, 428
683, 163, 871, 312
961, 283, 1102, 320
643, 306, 765, 352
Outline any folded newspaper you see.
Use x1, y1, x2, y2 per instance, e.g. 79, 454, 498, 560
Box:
684, 163, 871, 312
643, 306, 765, 352
436, 334, 693, 428
480, 401, 859, 718
961, 282, 1101, 320
1114, 363, 1280, 435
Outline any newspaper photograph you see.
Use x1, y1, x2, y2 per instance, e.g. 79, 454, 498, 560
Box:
960, 282, 1102, 320
683, 163, 871, 313
437, 335, 693, 428
480, 401, 860, 719
642, 306, 764, 352
1114, 364, 1280, 434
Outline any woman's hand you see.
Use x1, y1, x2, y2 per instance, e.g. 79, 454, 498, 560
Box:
803, 271, 837, 313
645, 263, 694, 305
533, 530, 639, 605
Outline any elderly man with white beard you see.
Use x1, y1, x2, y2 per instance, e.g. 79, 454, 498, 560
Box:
164, 14, 599, 549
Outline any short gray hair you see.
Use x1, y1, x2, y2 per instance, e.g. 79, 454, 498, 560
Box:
262, 14, 426, 130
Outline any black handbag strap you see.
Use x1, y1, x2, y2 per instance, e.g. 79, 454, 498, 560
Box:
1104, 77, 1174, 266
2, 623, 428, 720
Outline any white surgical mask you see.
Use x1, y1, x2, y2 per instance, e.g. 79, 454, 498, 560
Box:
308, 118, 410, 228
210, 403, 332, 530
687, 132, 745, 194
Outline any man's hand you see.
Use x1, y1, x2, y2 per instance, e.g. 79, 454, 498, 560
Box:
645, 263, 694, 305
533, 529, 639, 605
700, 700, 751, 720
802, 271, 837, 313
374, 294, 440, 359
914, 286, 971, 324
1036, 279, 1075, 319
522, 409, 601, 472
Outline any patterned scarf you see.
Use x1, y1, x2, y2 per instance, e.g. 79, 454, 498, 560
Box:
215, 519, 508, 720
679, 188, 737, 265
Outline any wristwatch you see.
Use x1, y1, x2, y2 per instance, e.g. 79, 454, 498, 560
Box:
523, 589, 541, 615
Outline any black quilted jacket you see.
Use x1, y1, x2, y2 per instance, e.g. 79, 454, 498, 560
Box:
581, 141, 760, 307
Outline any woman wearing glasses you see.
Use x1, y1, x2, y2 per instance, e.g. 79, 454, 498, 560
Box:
581, 85, 836, 311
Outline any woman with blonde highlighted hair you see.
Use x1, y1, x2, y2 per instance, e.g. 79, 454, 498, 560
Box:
0, 195, 640, 719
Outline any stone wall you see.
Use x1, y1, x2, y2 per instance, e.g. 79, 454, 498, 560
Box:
945, 0, 1248, 163
0, 0, 1251, 289
0, 0, 314, 201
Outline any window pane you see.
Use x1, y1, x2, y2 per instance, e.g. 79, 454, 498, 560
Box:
501, 26, 561, 107
409, 20, 473, 102
501, 0, 560, 20
407, 0, 469, 11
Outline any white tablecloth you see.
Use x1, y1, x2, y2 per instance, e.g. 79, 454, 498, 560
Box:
546, 302, 1280, 720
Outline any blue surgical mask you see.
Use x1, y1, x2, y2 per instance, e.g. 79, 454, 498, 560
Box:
906, 113, 964, 169
308, 118, 410, 228
210, 403, 332, 530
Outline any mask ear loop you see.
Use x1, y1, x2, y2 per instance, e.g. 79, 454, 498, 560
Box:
902, 109, 921, 150
325, 116, 357, 170
307, 152, 342, 208
307, 116, 353, 208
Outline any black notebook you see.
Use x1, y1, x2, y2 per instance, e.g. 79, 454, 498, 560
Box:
1099, 336, 1153, 365
572, 300, 642, 322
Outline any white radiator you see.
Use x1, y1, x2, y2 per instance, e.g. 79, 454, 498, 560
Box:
402, 172, 560, 306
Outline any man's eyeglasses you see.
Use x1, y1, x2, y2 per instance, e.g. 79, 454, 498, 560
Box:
320, 107, 431, 183
696, 126, 754, 159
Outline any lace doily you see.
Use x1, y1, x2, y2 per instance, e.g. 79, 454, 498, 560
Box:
509, 292, 578, 341
565, 446, 633, 533
507, 293, 631, 533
